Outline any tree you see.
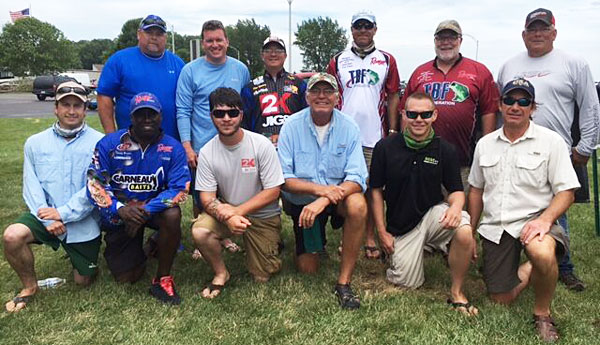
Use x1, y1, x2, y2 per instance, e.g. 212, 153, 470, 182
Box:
225, 19, 270, 78
0, 17, 79, 76
295, 17, 348, 72
104, 18, 142, 59
75, 39, 113, 69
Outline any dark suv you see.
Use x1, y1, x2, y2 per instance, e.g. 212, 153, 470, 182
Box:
32, 75, 76, 101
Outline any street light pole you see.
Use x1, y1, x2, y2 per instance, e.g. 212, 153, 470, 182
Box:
462, 33, 479, 61
287, 0, 293, 72
229, 45, 241, 60
171, 25, 176, 53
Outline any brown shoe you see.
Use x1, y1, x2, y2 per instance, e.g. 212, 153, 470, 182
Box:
533, 314, 559, 342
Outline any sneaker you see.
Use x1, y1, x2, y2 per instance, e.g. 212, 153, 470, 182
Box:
334, 283, 360, 310
150, 276, 182, 305
559, 272, 585, 292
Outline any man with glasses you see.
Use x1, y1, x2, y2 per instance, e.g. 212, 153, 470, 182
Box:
401, 19, 499, 188
278, 73, 368, 310
4, 82, 103, 312
98, 14, 184, 140
241, 36, 307, 147
468, 79, 579, 342
497, 8, 599, 291
191, 88, 284, 298
87, 92, 190, 305
370, 91, 477, 316
327, 11, 400, 261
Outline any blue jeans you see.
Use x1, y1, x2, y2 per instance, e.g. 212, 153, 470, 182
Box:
558, 213, 574, 274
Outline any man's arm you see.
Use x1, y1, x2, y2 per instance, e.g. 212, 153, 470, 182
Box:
51, 186, 95, 224
467, 186, 484, 232
481, 113, 496, 136
97, 95, 116, 134
387, 92, 400, 133
371, 187, 394, 255
573, 60, 600, 163
439, 191, 465, 229
200, 191, 251, 234
175, 66, 197, 167
478, 65, 501, 136
22, 140, 52, 227
521, 189, 575, 244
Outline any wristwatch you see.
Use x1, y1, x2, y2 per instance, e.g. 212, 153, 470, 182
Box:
389, 129, 398, 134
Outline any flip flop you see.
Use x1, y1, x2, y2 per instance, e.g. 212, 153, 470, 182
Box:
363, 245, 382, 260
447, 298, 479, 316
6, 294, 34, 313
201, 283, 226, 299
222, 240, 242, 253
191, 248, 204, 261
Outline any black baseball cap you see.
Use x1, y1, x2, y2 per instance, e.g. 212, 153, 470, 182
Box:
525, 8, 555, 28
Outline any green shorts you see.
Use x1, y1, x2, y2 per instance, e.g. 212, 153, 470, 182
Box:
15, 212, 100, 276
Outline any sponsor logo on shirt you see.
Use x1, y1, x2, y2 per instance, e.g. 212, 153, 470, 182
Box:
423, 81, 470, 104
112, 167, 164, 192
157, 144, 173, 153
515, 71, 551, 79
345, 69, 380, 88
417, 71, 434, 83
423, 156, 439, 165
370, 57, 386, 65
241, 158, 257, 173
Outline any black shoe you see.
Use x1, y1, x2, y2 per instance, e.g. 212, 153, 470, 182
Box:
150, 276, 182, 305
334, 283, 360, 310
559, 272, 585, 292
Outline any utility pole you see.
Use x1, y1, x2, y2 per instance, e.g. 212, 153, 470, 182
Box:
287, 0, 293, 72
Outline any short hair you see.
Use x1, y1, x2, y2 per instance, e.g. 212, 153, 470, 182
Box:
209, 87, 242, 111
405, 92, 435, 109
201, 20, 227, 39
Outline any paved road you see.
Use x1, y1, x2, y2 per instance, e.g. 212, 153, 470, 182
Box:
0, 92, 98, 118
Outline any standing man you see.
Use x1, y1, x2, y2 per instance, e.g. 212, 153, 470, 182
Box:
327, 11, 400, 260
401, 19, 499, 181
192, 88, 284, 298
4, 82, 103, 312
468, 79, 579, 342
176, 19, 250, 216
370, 92, 477, 315
87, 92, 190, 305
278, 73, 368, 310
97, 15, 184, 140
497, 8, 600, 291
241, 36, 307, 147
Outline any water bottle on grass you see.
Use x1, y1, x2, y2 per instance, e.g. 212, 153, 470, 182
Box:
37, 277, 66, 289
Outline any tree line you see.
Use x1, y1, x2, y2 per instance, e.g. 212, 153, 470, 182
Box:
0, 16, 348, 78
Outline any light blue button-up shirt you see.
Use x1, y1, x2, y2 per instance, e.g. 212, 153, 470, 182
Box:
23, 125, 104, 243
277, 107, 368, 205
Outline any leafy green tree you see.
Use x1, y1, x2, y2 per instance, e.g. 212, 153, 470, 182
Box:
0, 17, 79, 76
295, 17, 348, 72
103, 18, 142, 59
225, 19, 270, 78
75, 39, 113, 69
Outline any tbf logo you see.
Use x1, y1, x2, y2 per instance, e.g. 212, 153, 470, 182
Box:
346, 69, 379, 88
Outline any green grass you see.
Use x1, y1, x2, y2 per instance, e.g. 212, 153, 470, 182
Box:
0, 116, 599, 344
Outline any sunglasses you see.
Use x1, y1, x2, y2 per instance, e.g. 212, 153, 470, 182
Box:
405, 110, 434, 119
502, 97, 532, 107
212, 109, 241, 118
308, 88, 336, 96
262, 48, 286, 54
352, 21, 375, 30
56, 87, 88, 96
141, 17, 166, 28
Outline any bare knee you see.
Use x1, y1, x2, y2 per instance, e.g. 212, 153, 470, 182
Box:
157, 207, 182, 232
490, 291, 517, 305
343, 193, 367, 220
296, 253, 319, 274
73, 270, 96, 287
192, 227, 216, 245
452, 225, 473, 249
525, 241, 557, 270
3, 224, 33, 246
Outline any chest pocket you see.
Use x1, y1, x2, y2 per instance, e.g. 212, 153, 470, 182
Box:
295, 151, 315, 178
514, 154, 548, 188
327, 146, 346, 179
479, 154, 501, 183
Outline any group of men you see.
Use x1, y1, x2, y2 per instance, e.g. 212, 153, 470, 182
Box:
3, 7, 599, 343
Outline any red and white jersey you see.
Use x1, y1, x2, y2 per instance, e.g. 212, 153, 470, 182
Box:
327, 49, 400, 148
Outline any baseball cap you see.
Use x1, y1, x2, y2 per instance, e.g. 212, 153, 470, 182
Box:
351, 11, 376, 25
139, 15, 167, 32
307, 73, 338, 92
525, 8, 555, 28
129, 92, 162, 115
262, 36, 286, 51
501, 78, 535, 100
56, 81, 88, 102
435, 19, 462, 35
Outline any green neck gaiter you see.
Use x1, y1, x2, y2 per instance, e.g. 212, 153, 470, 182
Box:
403, 128, 435, 150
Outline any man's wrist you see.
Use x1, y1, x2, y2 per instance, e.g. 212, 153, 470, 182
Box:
389, 129, 398, 134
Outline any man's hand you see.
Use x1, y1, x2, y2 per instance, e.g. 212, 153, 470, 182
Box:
46, 221, 66, 236
226, 215, 251, 235
299, 197, 330, 228
378, 229, 395, 256
317, 185, 345, 205
215, 203, 239, 222
38, 208, 61, 221
439, 206, 462, 229
470, 235, 478, 263
520, 218, 553, 245
182, 142, 198, 169
572, 148, 590, 166
118, 205, 148, 227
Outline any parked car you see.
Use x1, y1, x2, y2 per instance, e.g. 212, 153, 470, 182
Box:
32, 75, 76, 101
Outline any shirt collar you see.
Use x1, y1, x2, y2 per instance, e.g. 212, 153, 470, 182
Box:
433, 53, 463, 71
498, 121, 535, 143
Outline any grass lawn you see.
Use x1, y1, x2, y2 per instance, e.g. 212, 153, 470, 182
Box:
0, 116, 599, 345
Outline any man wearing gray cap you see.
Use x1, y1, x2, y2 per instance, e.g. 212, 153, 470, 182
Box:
327, 11, 400, 261
497, 8, 600, 291
241, 36, 307, 147
3, 81, 103, 312
278, 73, 368, 309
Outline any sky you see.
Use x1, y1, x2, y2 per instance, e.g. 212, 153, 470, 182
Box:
2, 0, 600, 80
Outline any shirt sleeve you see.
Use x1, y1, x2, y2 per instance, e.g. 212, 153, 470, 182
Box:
399, 70, 419, 111
56, 186, 95, 224
343, 123, 368, 191
257, 137, 285, 189
176, 65, 194, 143
22, 139, 52, 227
241, 65, 251, 87
477, 65, 500, 115
547, 136, 581, 194
96, 54, 120, 98
277, 120, 296, 179
241, 83, 257, 131
368, 140, 386, 189
326, 57, 344, 109
195, 148, 218, 192
441, 142, 464, 193
86, 139, 121, 223
468, 142, 485, 189
573, 60, 600, 156
298, 79, 308, 109
144, 144, 191, 214
384, 54, 400, 94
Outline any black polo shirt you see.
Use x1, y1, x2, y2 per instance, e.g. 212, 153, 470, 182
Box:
369, 135, 463, 236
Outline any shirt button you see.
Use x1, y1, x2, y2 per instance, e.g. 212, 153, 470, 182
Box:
413, 161, 416, 165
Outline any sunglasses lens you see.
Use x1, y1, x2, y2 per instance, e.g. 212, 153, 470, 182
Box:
406, 111, 433, 119
502, 97, 516, 106
503, 97, 531, 106
57, 87, 87, 95
353, 22, 373, 30
420, 111, 433, 119
517, 98, 532, 106
213, 109, 240, 118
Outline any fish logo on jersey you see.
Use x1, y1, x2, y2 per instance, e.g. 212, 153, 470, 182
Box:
449, 82, 469, 102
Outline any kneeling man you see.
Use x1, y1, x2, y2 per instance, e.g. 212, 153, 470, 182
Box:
4, 82, 103, 312
192, 87, 284, 298
370, 92, 477, 315
468, 79, 579, 342
278, 73, 368, 310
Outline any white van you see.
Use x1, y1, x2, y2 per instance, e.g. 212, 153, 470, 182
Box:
60, 73, 93, 88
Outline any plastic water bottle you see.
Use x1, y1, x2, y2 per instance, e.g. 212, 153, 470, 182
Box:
37, 277, 66, 289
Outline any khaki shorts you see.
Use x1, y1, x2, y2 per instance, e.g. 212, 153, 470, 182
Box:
192, 213, 282, 280
386, 203, 471, 288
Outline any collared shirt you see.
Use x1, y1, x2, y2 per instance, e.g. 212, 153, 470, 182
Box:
468, 122, 580, 244
23, 126, 104, 243
277, 107, 368, 205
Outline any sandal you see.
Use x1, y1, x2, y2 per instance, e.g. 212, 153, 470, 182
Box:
223, 240, 242, 253
191, 248, 204, 261
201, 283, 226, 299
447, 298, 479, 316
533, 314, 559, 342
5, 294, 34, 313
363, 245, 382, 260
334, 283, 360, 310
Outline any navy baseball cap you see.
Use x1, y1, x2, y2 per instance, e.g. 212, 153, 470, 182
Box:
129, 92, 162, 115
502, 78, 535, 100
140, 15, 167, 32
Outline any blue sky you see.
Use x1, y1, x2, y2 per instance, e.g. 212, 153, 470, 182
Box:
3, 0, 600, 79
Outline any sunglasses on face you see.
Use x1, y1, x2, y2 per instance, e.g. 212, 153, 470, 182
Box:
212, 109, 241, 118
308, 88, 336, 96
502, 97, 532, 107
262, 48, 286, 54
56, 87, 88, 95
525, 26, 552, 34
352, 21, 375, 30
405, 110, 434, 119
434, 34, 460, 42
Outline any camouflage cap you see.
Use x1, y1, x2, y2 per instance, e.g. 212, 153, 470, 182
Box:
307, 72, 338, 92
435, 19, 462, 35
